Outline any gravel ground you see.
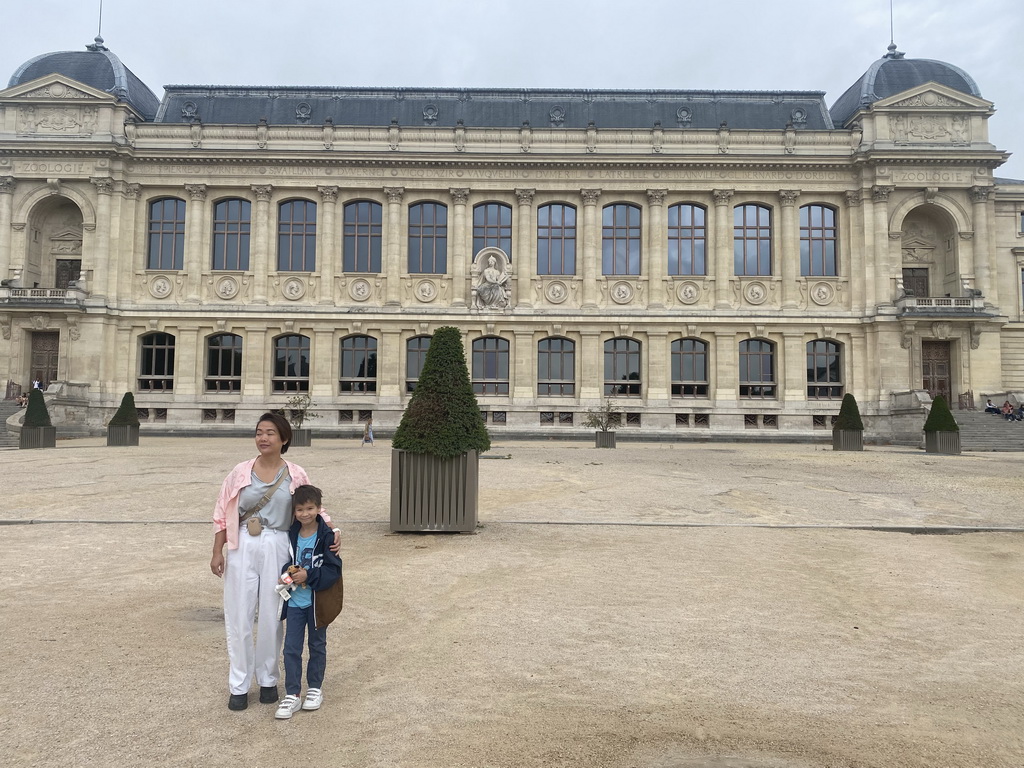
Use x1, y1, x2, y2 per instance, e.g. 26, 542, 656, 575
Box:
1, 438, 1021, 768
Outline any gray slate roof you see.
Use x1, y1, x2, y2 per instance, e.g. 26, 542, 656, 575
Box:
8, 38, 161, 121
830, 48, 981, 127
155, 85, 834, 131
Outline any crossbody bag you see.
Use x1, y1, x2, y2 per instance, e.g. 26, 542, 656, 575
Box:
238, 467, 289, 536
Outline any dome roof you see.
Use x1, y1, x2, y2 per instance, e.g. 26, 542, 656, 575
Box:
8, 37, 160, 121
830, 45, 981, 128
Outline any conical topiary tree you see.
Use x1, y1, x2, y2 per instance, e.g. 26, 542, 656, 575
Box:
833, 393, 864, 431
108, 392, 140, 427
923, 394, 959, 432
24, 387, 52, 428
392, 326, 491, 459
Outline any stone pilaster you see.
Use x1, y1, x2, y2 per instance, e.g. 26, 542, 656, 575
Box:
970, 186, 995, 306
89, 177, 114, 299
384, 187, 404, 305
581, 189, 601, 308
645, 330, 669, 403
450, 189, 469, 306
646, 189, 667, 307
779, 190, 800, 308
712, 190, 734, 308
844, 191, 864, 311
317, 186, 338, 305
515, 188, 535, 307
579, 329, 602, 400
0, 177, 15, 282
183, 183, 207, 302
251, 185, 272, 304
871, 185, 893, 306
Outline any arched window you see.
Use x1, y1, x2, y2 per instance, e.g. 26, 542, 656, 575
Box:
139, 332, 175, 391
800, 204, 838, 276
807, 339, 843, 399
472, 336, 510, 395
273, 334, 310, 392
671, 338, 708, 397
537, 203, 576, 275
343, 200, 383, 273
739, 339, 776, 398
212, 198, 251, 271
538, 337, 575, 396
205, 333, 243, 392
667, 204, 706, 276
604, 338, 641, 396
277, 200, 317, 271
405, 335, 431, 393
408, 202, 447, 274
147, 198, 186, 270
734, 204, 772, 276
473, 202, 512, 259
602, 203, 642, 276
339, 335, 378, 393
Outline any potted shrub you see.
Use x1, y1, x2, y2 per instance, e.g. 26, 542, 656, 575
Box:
923, 394, 960, 455
20, 387, 56, 449
832, 393, 864, 451
107, 392, 140, 446
390, 326, 491, 532
282, 393, 319, 447
583, 402, 622, 448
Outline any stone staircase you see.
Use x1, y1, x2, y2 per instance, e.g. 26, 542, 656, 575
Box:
955, 410, 1024, 452
0, 400, 22, 448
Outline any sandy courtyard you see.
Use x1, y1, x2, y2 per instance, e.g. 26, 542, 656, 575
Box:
1, 437, 1021, 768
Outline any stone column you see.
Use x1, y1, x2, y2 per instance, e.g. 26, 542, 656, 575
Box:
312, 328, 334, 399
646, 189, 667, 308
0, 177, 15, 281
450, 188, 469, 306
384, 186, 404, 305
779, 190, 800, 308
515, 188, 535, 307
579, 329, 602, 400
844, 191, 865, 311
251, 185, 273, 304
782, 331, 805, 403
379, 328, 403, 401
713, 330, 738, 404
970, 186, 995, 306
110, 184, 140, 301
871, 186, 893, 306
317, 186, 338, 305
645, 330, 669, 404
183, 183, 207, 303
581, 189, 601, 308
88, 177, 114, 300
712, 189, 734, 308
243, 327, 268, 397
175, 326, 200, 396
512, 329, 535, 402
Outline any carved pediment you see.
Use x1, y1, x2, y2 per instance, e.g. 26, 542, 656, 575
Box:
873, 82, 993, 112
0, 74, 117, 104
50, 228, 84, 256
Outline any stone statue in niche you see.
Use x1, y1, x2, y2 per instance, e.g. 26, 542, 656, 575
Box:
472, 250, 511, 309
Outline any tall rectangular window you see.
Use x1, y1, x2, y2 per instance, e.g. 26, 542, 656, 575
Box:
277, 200, 317, 272
671, 339, 708, 397
405, 336, 431, 393
139, 332, 175, 391
602, 204, 642, 276
273, 334, 310, 392
537, 204, 576, 275
538, 337, 575, 396
212, 199, 251, 271
205, 334, 243, 392
473, 203, 512, 259
668, 204, 706, 275
800, 204, 837, 276
339, 335, 378, 393
734, 204, 772, 276
408, 202, 447, 274
739, 339, 776, 398
472, 337, 510, 395
807, 340, 843, 399
604, 338, 641, 396
343, 201, 383, 273
147, 198, 186, 270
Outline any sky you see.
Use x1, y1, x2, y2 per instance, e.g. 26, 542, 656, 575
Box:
2, 0, 1022, 178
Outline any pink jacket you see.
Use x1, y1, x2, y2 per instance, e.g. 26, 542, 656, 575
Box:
213, 458, 330, 550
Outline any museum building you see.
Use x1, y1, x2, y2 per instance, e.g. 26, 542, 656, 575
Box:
1, 37, 1022, 440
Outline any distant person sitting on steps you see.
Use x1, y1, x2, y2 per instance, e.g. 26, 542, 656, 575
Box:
1001, 401, 1015, 420
984, 399, 999, 414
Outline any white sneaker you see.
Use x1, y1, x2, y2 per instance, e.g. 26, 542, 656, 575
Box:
301, 688, 323, 711
274, 694, 302, 720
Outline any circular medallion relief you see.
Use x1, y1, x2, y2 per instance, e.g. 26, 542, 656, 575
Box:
415, 279, 438, 303
610, 281, 634, 305
744, 281, 768, 305
149, 275, 172, 299
810, 281, 836, 306
348, 279, 372, 302
282, 278, 306, 301
216, 276, 239, 300
545, 280, 569, 304
676, 281, 701, 305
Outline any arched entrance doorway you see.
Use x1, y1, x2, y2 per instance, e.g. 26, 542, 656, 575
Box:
24, 197, 84, 289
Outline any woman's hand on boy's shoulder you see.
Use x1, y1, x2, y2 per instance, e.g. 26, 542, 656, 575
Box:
329, 527, 341, 553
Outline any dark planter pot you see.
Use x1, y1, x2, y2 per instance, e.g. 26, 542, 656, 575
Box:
106, 424, 140, 446
290, 428, 312, 448
390, 449, 478, 533
595, 430, 617, 448
832, 429, 863, 451
20, 426, 56, 449
924, 430, 961, 455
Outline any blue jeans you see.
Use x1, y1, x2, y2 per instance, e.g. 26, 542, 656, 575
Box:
283, 603, 327, 696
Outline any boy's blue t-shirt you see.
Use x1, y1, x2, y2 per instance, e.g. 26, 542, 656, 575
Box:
289, 531, 317, 608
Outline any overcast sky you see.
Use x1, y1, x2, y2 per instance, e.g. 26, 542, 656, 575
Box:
3, 0, 1022, 178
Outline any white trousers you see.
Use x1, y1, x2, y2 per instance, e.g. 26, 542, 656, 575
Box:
223, 527, 288, 695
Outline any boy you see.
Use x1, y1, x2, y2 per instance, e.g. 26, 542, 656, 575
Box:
275, 484, 343, 720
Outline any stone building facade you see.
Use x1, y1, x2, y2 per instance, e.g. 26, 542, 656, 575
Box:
1, 40, 1022, 440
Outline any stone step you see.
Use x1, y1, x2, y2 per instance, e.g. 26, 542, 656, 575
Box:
0, 400, 23, 448
954, 410, 1024, 451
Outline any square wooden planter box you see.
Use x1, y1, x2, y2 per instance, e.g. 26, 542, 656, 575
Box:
289, 428, 312, 447
106, 424, 140, 446
595, 431, 617, 448
390, 449, 478, 533
924, 431, 961, 455
832, 429, 863, 451
20, 426, 56, 449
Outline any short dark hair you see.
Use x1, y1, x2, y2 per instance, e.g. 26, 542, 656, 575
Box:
293, 484, 323, 509
255, 411, 292, 453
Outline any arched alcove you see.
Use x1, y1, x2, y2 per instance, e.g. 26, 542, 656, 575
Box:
898, 204, 961, 298
23, 197, 86, 289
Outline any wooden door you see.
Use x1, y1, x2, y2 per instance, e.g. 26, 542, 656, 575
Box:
922, 340, 951, 401
31, 331, 59, 388
903, 268, 929, 297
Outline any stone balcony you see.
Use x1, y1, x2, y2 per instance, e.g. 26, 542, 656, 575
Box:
894, 294, 987, 315
0, 286, 86, 307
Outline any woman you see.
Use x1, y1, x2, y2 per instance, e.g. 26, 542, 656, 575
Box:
210, 412, 339, 711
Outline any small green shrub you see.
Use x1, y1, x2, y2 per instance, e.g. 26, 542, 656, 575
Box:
108, 392, 140, 427
24, 388, 52, 428
283, 393, 320, 428
923, 395, 959, 432
392, 326, 491, 459
582, 402, 622, 432
833, 393, 864, 431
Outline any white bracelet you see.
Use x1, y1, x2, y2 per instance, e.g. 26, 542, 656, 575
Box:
332, 528, 340, 535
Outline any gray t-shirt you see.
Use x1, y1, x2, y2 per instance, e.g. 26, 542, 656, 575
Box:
238, 466, 292, 531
